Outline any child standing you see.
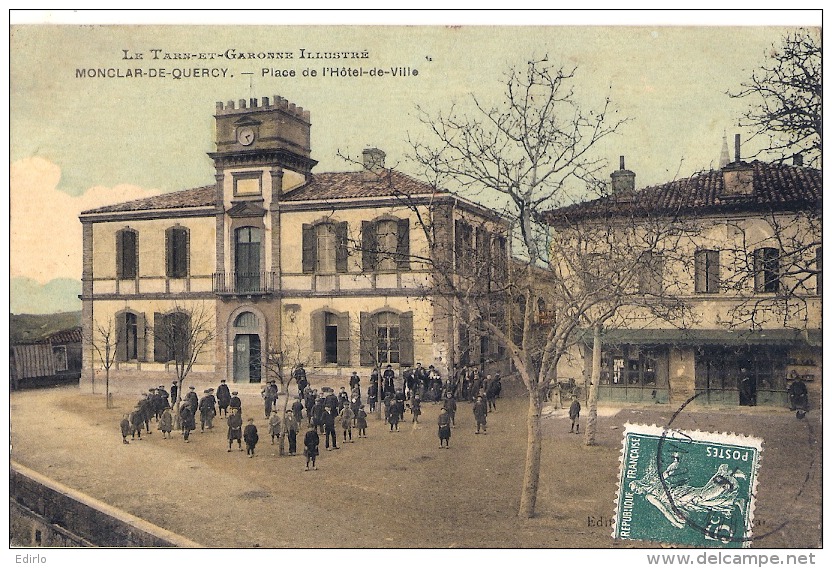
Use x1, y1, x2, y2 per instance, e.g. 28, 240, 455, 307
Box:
244, 418, 259, 458
569, 396, 581, 434
120, 414, 131, 444
339, 403, 354, 443
410, 395, 422, 423
268, 409, 281, 444
304, 424, 320, 470
159, 406, 173, 439
355, 405, 368, 438
437, 408, 451, 448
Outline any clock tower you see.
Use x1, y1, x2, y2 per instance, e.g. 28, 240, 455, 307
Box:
209, 96, 317, 383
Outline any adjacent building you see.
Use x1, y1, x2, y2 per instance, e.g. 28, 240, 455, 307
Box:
79, 96, 511, 393
550, 139, 822, 408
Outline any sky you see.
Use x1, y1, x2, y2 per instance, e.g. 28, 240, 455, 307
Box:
7, 11, 822, 314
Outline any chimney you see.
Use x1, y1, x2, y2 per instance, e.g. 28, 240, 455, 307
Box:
720, 134, 754, 198
719, 132, 730, 168
362, 147, 386, 171
362, 148, 386, 182
610, 155, 636, 194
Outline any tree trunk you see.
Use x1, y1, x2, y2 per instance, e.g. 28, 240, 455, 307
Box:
584, 324, 602, 446
518, 385, 545, 518
105, 366, 111, 409
278, 384, 290, 456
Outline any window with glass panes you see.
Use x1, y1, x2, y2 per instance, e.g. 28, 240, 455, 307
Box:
376, 312, 400, 364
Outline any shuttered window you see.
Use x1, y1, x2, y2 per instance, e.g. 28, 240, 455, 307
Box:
116, 229, 138, 279
694, 249, 720, 294
753, 247, 780, 293
166, 226, 189, 278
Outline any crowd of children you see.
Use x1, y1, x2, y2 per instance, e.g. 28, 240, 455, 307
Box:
119, 363, 520, 468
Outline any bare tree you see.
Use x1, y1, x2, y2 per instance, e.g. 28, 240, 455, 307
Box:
405, 58, 693, 518
730, 28, 821, 166
262, 319, 310, 456
87, 318, 121, 408
151, 302, 216, 405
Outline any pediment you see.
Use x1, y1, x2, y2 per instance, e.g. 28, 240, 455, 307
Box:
234, 116, 262, 127
227, 200, 267, 218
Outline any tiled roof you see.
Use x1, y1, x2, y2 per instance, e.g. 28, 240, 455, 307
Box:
547, 161, 821, 223
283, 170, 442, 201
79, 170, 442, 215
81, 185, 215, 214
13, 326, 83, 346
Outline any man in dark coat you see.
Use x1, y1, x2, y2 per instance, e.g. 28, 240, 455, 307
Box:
324, 390, 340, 416
291, 396, 305, 423
185, 386, 199, 419
321, 405, 338, 450
486, 375, 500, 412
216, 379, 231, 417
473, 395, 488, 434
367, 381, 379, 413
382, 365, 396, 397
294, 364, 309, 395
568, 395, 581, 433
263, 381, 278, 418
443, 393, 458, 426
180, 401, 195, 442
170, 380, 179, 405
227, 408, 243, 451
243, 418, 259, 457
311, 396, 325, 433
304, 424, 320, 470
157, 385, 170, 408
129, 406, 144, 440
304, 388, 317, 425
199, 389, 217, 432
229, 391, 242, 415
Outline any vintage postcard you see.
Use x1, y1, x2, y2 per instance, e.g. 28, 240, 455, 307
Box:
8, 11, 822, 559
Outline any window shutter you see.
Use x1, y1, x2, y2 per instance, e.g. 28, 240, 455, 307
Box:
399, 311, 414, 367
311, 311, 325, 355
136, 312, 147, 362
816, 247, 822, 295
124, 231, 138, 279
396, 218, 410, 270
454, 219, 463, 271
153, 312, 167, 362
708, 250, 720, 293
336, 312, 351, 366
165, 228, 171, 277
302, 224, 316, 273
184, 229, 190, 277
752, 249, 762, 291
116, 231, 125, 279
335, 221, 349, 273
115, 311, 127, 362
360, 311, 373, 366
694, 250, 706, 293
362, 221, 377, 272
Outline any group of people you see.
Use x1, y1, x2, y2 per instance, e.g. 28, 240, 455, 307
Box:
119, 362, 506, 468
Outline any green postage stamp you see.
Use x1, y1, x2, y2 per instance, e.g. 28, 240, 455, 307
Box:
613, 424, 762, 548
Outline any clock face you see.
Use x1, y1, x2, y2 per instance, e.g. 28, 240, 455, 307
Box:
237, 126, 255, 146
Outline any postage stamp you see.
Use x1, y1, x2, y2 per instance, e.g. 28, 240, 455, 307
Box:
613, 423, 762, 548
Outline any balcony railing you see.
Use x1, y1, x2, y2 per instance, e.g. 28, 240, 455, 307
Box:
213, 272, 276, 296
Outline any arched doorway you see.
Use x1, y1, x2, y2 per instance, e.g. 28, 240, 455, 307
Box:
232, 311, 262, 383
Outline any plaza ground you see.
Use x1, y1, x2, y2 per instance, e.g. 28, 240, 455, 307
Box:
9, 382, 822, 548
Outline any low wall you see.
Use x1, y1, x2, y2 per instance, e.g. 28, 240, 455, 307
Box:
10, 462, 201, 548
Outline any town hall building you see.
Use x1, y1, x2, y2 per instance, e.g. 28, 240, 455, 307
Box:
79, 96, 511, 392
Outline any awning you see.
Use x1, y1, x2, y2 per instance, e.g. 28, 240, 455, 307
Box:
579, 328, 822, 348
